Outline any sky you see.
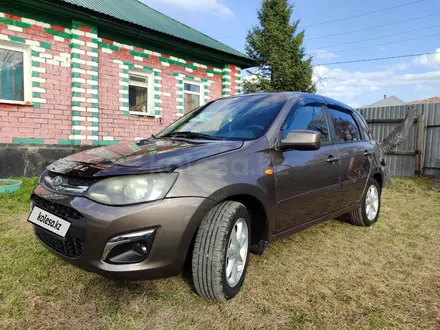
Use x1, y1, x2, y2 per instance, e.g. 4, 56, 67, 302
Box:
142, 0, 440, 107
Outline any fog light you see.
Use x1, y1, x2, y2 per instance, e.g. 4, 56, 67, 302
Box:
102, 229, 155, 264
132, 242, 148, 256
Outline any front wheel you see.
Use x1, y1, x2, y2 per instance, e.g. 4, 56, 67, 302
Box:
192, 201, 250, 301
348, 178, 381, 226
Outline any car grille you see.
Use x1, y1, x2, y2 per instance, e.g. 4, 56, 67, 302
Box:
35, 228, 84, 258
48, 171, 99, 186
33, 195, 83, 220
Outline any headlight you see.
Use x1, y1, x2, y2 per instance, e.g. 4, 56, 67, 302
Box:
86, 173, 178, 205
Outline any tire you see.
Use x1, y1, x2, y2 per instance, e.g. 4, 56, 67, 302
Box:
348, 178, 381, 227
192, 201, 250, 301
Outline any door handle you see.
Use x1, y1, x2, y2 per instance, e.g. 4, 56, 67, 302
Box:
327, 155, 339, 164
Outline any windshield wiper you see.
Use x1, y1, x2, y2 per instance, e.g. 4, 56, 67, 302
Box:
167, 131, 223, 140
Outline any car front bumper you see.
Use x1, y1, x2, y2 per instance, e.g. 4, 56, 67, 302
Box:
30, 184, 216, 280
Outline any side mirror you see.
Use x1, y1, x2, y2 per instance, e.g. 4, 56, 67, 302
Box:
278, 130, 321, 151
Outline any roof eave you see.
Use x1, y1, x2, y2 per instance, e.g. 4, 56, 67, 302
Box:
12, 0, 256, 68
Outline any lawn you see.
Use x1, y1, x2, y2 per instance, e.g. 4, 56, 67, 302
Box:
1, 178, 439, 329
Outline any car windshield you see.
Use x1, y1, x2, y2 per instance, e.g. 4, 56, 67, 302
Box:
156, 94, 290, 141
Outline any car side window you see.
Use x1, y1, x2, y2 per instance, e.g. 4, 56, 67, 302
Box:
327, 107, 362, 142
352, 111, 371, 141
282, 105, 330, 143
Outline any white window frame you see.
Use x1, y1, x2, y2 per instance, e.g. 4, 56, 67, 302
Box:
183, 80, 204, 112
0, 40, 32, 105
128, 69, 154, 116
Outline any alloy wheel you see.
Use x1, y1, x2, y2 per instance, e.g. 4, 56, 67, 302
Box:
225, 218, 249, 287
365, 185, 380, 221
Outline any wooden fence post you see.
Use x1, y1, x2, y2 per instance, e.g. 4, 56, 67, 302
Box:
416, 114, 425, 176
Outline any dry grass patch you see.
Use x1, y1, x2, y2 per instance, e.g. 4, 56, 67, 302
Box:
1, 178, 440, 329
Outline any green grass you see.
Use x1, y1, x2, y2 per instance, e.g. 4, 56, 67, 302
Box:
0, 177, 38, 215
1, 178, 440, 329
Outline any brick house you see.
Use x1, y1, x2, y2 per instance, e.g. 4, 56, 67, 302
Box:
0, 0, 254, 175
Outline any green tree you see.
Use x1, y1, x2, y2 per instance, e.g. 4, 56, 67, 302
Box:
244, 0, 315, 93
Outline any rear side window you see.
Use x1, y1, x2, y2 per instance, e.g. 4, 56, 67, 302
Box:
282, 105, 330, 143
327, 107, 361, 142
352, 111, 371, 140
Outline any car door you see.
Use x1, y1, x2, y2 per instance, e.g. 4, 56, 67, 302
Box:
272, 98, 342, 234
325, 105, 372, 208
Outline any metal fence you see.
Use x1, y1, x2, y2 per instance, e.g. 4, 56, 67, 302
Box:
359, 103, 440, 177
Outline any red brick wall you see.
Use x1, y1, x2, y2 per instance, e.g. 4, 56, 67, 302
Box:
98, 46, 224, 142
0, 13, 72, 144
0, 12, 241, 146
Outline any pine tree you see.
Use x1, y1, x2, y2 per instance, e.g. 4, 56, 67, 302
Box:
244, 0, 316, 93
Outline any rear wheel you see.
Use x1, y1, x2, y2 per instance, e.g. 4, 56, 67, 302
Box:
348, 178, 381, 226
192, 201, 250, 301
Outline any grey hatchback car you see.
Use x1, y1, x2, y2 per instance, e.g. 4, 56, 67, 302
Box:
29, 92, 384, 301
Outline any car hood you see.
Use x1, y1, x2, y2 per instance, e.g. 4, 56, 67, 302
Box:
47, 138, 243, 177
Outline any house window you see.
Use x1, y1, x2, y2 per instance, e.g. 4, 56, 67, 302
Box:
184, 81, 203, 113
129, 71, 153, 115
0, 41, 31, 104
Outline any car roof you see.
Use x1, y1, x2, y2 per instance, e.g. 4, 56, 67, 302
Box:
231, 92, 355, 112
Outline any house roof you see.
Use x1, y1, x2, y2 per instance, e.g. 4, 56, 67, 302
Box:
410, 97, 440, 104
59, 0, 252, 65
362, 96, 407, 108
